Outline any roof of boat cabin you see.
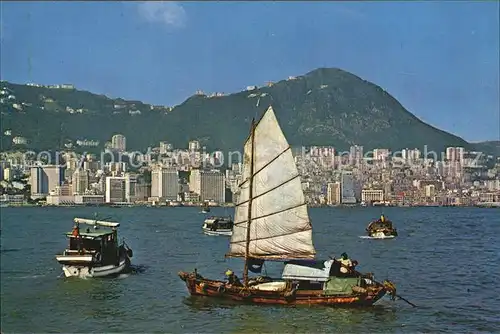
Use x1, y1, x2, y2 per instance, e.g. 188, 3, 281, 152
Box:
65, 230, 115, 238
282, 259, 335, 282
204, 216, 233, 223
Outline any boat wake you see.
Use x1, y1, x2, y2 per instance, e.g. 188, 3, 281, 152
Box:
359, 235, 396, 240
0, 248, 22, 253
13, 274, 47, 280
117, 273, 130, 279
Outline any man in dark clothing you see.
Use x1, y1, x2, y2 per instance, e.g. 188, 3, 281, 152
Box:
225, 270, 242, 286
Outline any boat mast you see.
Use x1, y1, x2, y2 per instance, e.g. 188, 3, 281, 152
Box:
243, 118, 256, 287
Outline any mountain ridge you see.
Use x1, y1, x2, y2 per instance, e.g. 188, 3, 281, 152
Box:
1, 68, 498, 156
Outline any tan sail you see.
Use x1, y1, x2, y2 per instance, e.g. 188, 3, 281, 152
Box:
228, 106, 316, 259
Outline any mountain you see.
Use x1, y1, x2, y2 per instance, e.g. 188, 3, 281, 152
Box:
471, 141, 500, 157
0, 68, 487, 155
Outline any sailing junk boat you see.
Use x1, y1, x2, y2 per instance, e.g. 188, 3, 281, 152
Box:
179, 106, 397, 306
55, 217, 133, 278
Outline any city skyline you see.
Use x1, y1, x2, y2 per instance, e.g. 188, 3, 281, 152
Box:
1, 1, 498, 142
2, 136, 498, 207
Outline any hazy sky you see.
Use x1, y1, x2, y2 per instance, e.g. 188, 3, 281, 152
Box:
1, 1, 499, 142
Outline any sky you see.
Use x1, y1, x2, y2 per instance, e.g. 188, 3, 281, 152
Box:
1, 1, 499, 142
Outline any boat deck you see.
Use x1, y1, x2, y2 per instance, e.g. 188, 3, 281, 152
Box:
65, 230, 114, 238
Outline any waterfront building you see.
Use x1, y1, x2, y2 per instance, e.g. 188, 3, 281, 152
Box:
361, 189, 384, 203
30, 165, 65, 198
151, 166, 179, 201
190, 169, 225, 203
340, 171, 356, 204
327, 182, 341, 205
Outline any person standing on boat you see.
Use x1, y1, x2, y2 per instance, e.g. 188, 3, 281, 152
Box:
71, 223, 82, 254
72, 223, 80, 237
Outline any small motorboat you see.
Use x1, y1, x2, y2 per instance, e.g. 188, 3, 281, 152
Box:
55, 217, 133, 278
201, 202, 210, 213
202, 216, 233, 236
366, 215, 397, 239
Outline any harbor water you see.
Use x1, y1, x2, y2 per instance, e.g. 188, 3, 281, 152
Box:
1, 207, 499, 333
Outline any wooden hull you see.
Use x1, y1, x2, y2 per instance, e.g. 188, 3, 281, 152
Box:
178, 271, 388, 307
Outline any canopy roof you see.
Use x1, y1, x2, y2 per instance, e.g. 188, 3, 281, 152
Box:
281, 259, 334, 282
74, 217, 120, 228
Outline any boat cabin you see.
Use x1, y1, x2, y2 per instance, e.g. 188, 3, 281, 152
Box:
203, 216, 233, 231
280, 259, 363, 295
64, 224, 120, 265
368, 219, 394, 230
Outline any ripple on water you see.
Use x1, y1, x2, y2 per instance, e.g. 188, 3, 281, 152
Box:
1, 207, 500, 332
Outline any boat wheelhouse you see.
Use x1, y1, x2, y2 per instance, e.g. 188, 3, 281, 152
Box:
55, 217, 133, 278
202, 216, 234, 236
179, 106, 399, 306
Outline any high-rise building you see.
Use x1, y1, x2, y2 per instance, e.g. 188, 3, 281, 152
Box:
111, 134, 126, 152
309, 146, 335, 157
151, 166, 179, 201
30, 166, 45, 196
30, 165, 65, 198
105, 176, 131, 203
3, 167, 12, 182
445, 147, 465, 163
373, 149, 390, 161
135, 183, 152, 201
188, 140, 201, 152
72, 168, 89, 195
190, 169, 225, 203
159, 141, 173, 155
127, 174, 138, 201
340, 171, 356, 204
349, 145, 364, 165
402, 148, 421, 162
327, 182, 341, 205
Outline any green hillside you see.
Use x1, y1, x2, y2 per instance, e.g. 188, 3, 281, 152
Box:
0, 68, 489, 155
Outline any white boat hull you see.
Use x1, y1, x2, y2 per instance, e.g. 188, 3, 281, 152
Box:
369, 231, 396, 239
60, 257, 129, 278
56, 254, 94, 263
202, 228, 233, 236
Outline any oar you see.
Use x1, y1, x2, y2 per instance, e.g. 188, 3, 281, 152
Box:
375, 278, 417, 307
334, 260, 418, 307
395, 294, 417, 307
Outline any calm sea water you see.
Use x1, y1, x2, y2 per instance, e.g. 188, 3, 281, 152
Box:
1, 206, 499, 333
